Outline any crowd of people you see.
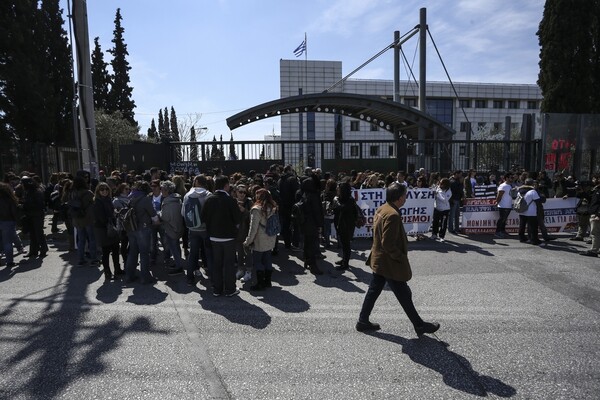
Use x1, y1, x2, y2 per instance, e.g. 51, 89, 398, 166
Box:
0, 164, 598, 292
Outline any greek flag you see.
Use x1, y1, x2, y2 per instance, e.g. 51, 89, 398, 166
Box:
293, 39, 306, 57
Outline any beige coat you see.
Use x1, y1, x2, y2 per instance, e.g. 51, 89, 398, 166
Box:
367, 202, 412, 282
244, 206, 277, 252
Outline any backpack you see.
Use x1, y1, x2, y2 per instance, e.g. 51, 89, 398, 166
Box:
67, 196, 86, 218
322, 200, 335, 218
120, 200, 138, 232
183, 196, 202, 229
265, 212, 281, 236
291, 199, 306, 226
512, 192, 530, 213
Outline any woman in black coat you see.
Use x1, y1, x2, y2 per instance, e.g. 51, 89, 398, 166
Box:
333, 180, 358, 270
93, 182, 122, 281
301, 176, 324, 275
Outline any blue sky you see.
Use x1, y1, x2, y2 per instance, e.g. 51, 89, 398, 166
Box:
63, 0, 545, 141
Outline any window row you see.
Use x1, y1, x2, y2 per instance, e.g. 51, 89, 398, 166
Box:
460, 122, 521, 132
350, 120, 379, 131
459, 99, 538, 109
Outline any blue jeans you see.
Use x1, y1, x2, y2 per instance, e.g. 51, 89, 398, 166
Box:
359, 273, 424, 327
0, 220, 16, 264
252, 250, 273, 272
448, 200, 461, 233
323, 218, 334, 247
187, 230, 213, 278
496, 208, 512, 234
125, 227, 153, 281
76, 224, 97, 262
164, 234, 185, 270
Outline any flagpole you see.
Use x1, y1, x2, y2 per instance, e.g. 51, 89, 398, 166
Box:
304, 32, 307, 93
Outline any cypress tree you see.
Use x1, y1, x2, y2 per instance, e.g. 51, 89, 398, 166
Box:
170, 106, 182, 160
229, 133, 238, 160
107, 8, 136, 125
190, 126, 198, 160
147, 118, 158, 142
163, 106, 170, 141
210, 136, 219, 160
537, 0, 600, 113
219, 134, 225, 161
91, 36, 111, 110
158, 109, 165, 140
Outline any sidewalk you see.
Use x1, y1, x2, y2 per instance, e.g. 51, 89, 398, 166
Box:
0, 226, 599, 399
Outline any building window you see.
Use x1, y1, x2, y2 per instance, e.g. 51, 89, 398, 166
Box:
460, 122, 469, 132
477, 122, 486, 130
508, 100, 519, 109
388, 145, 394, 157
493, 100, 504, 109
404, 98, 417, 107
350, 145, 359, 157
369, 145, 379, 157
511, 122, 520, 131
475, 99, 487, 108
493, 122, 502, 131
370, 124, 379, 131
527, 101, 538, 109
459, 99, 471, 108
350, 121, 360, 131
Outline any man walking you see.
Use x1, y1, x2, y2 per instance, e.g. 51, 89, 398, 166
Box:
495, 173, 514, 237
201, 175, 242, 296
448, 170, 464, 234
356, 183, 440, 336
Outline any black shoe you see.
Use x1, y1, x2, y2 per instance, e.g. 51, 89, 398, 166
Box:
167, 267, 184, 276
414, 321, 440, 336
356, 320, 381, 332
39, 251, 47, 258
124, 276, 139, 285
334, 263, 349, 271
142, 277, 157, 285
5, 262, 17, 268
580, 250, 599, 257
334, 259, 344, 265
186, 275, 196, 287
569, 237, 584, 241
309, 264, 323, 275
24, 253, 38, 258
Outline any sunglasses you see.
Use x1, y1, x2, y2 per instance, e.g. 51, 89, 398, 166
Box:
100, 188, 110, 192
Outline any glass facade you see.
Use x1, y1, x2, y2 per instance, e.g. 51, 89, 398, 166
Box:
426, 98, 453, 128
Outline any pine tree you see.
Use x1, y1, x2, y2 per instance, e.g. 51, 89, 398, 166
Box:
158, 109, 165, 141
147, 118, 158, 142
259, 145, 266, 160
537, 0, 600, 113
107, 8, 136, 125
190, 126, 198, 160
170, 106, 182, 160
91, 37, 111, 110
229, 132, 238, 160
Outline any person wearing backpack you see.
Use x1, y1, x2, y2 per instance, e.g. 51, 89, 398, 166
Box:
124, 181, 160, 285
182, 174, 213, 287
159, 180, 185, 276
243, 188, 278, 290
517, 178, 542, 246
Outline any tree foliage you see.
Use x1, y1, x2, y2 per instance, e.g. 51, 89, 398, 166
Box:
537, 0, 600, 113
189, 126, 198, 160
95, 109, 140, 169
170, 106, 182, 161
107, 8, 136, 125
0, 0, 74, 170
229, 133, 238, 160
91, 37, 110, 110
147, 118, 158, 142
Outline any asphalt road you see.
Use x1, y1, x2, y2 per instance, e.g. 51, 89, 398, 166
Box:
0, 226, 599, 399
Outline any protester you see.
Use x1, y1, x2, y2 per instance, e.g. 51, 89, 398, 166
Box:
92, 182, 122, 281
495, 173, 514, 238
0, 182, 19, 267
430, 178, 452, 242
243, 188, 278, 290
580, 175, 599, 257
159, 180, 186, 275
234, 184, 253, 283
333, 180, 358, 270
70, 176, 98, 266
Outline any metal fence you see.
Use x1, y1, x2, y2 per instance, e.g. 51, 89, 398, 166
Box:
172, 138, 542, 175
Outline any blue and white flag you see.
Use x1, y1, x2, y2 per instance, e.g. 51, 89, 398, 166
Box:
293, 39, 306, 57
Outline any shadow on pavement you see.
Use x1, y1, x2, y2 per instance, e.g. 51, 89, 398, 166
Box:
256, 286, 310, 313
198, 295, 271, 329
369, 332, 517, 397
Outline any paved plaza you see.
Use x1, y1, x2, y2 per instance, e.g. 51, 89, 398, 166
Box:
0, 226, 599, 399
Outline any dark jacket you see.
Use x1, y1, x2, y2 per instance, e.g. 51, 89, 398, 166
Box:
0, 196, 19, 222
93, 196, 115, 229
129, 191, 157, 229
300, 178, 323, 235
334, 196, 358, 234
201, 190, 241, 239
450, 178, 464, 204
589, 184, 600, 216
278, 172, 299, 209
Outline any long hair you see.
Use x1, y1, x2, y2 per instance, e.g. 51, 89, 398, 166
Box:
94, 182, 111, 200
0, 182, 18, 204
254, 188, 277, 216
337, 180, 353, 203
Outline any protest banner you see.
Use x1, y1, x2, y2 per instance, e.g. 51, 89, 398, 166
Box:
169, 161, 200, 176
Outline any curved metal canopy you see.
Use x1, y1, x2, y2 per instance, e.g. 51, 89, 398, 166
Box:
226, 93, 454, 138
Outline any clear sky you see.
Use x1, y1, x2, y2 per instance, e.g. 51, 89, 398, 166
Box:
62, 0, 545, 141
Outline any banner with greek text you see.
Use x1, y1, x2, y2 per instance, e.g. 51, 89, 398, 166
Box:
169, 161, 200, 176
461, 197, 578, 234
352, 188, 435, 237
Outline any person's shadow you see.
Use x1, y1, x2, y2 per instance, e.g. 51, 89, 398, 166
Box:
369, 332, 516, 397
